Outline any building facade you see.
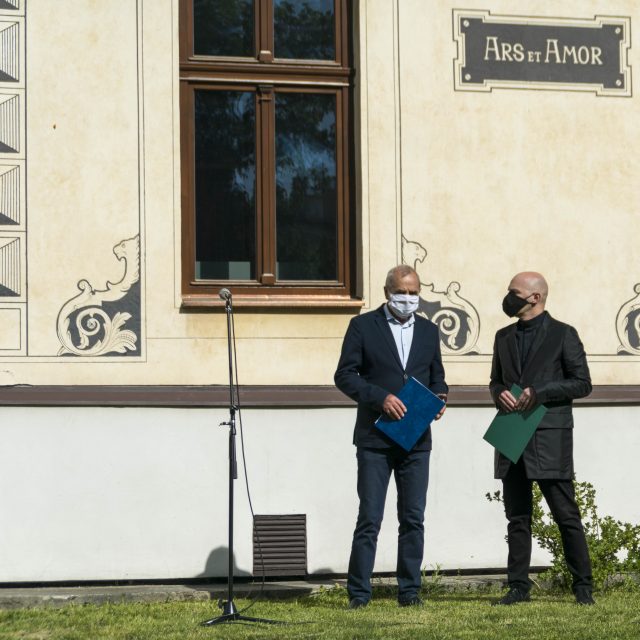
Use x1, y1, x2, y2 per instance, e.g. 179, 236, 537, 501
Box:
0, 0, 639, 582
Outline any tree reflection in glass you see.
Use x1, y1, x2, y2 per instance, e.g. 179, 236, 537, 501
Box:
194, 0, 254, 57
275, 92, 337, 281
195, 91, 256, 280
274, 0, 335, 60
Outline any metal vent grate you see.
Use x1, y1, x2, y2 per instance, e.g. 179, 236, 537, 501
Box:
253, 514, 307, 577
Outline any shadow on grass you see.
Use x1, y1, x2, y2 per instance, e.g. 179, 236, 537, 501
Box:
425, 593, 496, 604
298, 581, 596, 613
430, 588, 583, 602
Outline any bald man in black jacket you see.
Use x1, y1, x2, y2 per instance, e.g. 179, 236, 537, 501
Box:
490, 272, 594, 606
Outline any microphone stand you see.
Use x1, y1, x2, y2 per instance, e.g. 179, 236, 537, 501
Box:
202, 291, 281, 626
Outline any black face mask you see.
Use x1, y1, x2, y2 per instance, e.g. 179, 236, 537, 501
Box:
502, 291, 531, 318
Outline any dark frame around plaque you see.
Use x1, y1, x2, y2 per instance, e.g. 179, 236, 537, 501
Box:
453, 10, 631, 97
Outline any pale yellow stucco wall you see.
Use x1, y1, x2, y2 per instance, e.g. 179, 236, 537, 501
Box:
0, 0, 638, 386
397, 0, 640, 384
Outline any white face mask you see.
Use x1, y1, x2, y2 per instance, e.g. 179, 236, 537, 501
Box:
388, 293, 419, 319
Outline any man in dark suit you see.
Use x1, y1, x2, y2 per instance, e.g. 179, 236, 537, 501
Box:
490, 271, 594, 606
335, 265, 448, 609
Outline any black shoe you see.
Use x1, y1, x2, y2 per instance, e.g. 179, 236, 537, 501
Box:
492, 588, 531, 606
399, 596, 424, 607
348, 598, 368, 609
575, 588, 595, 606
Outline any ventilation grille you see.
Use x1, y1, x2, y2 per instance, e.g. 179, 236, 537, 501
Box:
253, 514, 307, 577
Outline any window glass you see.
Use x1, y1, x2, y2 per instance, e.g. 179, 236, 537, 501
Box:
194, 0, 254, 57
274, 0, 335, 60
182, 0, 351, 298
195, 90, 256, 280
275, 92, 337, 281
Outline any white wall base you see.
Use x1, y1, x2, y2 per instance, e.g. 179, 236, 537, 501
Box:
0, 405, 636, 582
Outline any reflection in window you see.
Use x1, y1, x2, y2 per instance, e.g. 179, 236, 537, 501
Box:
274, 0, 335, 60
275, 93, 337, 281
194, 0, 254, 57
195, 91, 256, 280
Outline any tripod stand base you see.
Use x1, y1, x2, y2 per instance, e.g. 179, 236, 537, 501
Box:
201, 599, 284, 626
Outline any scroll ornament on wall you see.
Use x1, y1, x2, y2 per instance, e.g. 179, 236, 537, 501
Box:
56, 235, 140, 356
402, 236, 480, 355
616, 283, 640, 355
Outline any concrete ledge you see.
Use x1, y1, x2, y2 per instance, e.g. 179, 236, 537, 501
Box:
0, 575, 507, 610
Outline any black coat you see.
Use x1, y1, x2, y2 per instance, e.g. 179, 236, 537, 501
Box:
335, 305, 448, 450
489, 313, 592, 479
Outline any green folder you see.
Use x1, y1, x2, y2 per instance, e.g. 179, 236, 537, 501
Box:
483, 384, 547, 463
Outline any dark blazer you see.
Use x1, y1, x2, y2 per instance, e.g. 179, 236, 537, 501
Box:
489, 312, 592, 479
335, 305, 448, 450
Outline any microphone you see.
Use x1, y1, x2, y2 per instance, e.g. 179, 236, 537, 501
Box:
219, 288, 232, 301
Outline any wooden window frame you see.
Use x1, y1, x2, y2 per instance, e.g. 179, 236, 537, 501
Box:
179, 0, 358, 308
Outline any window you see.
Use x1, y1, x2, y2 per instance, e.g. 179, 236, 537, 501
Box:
180, 0, 356, 306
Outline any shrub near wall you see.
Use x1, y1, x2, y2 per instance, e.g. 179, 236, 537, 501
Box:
487, 479, 640, 591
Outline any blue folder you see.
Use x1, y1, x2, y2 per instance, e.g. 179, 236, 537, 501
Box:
374, 377, 445, 451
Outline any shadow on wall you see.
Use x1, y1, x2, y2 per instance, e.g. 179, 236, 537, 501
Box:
197, 546, 251, 578
308, 567, 335, 577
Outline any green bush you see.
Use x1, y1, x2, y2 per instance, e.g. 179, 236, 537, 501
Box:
486, 478, 640, 591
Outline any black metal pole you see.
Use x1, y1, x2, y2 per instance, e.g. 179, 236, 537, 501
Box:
228, 413, 235, 605
201, 293, 281, 626
225, 298, 236, 612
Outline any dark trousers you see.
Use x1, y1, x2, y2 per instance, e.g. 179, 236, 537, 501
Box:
502, 458, 592, 593
347, 446, 430, 603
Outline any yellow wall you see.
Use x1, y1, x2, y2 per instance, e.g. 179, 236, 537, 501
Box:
0, 0, 638, 386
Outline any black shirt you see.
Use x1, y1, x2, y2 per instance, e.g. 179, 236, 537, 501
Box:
516, 311, 547, 369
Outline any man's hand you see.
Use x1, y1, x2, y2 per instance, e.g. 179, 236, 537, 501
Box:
434, 394, 447, 421
515, 387, 537, 411
382, 394, 407, 420
497, 389, 518, 413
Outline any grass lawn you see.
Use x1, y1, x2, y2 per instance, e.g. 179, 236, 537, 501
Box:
1, 587, 639, 640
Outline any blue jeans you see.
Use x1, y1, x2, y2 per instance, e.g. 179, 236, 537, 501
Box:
347, 446, 430, 603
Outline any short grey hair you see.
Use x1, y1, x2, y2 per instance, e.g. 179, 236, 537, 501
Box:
385, 265, 419, 291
